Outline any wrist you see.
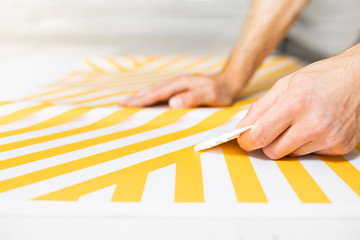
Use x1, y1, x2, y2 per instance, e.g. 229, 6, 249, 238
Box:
212, 70, 247, 98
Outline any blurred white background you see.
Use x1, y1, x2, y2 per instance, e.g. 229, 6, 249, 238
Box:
0, 0, 250, 57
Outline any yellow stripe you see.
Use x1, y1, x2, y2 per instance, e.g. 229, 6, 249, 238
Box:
95, 102, 123, 107
22, 86, 76, 100
23, 56, 299, 103
42, 88, 99, 102
81, 56, 211, 85
174, 147, 204, 202
154, 56, 187, 72
84, 58, 106, 73
222, 141, 267, 202
178, 56, 212, 72
0, 101, 12, 106
0, 109, 189, 170
104, 57, 128, 72
0, 104, 51, 127
231, 96, 261, 107
71, 90, 136, 105
33, 146, 204, 202
125, 55, 142, 68
320, 155, 360, 197
240, 62, 300, 97
0, 108, 239, 193
276, 157, 330, 203
199, 60, 226, 73
259, 55, 288, 70
24, 58, 216, 105
0, 107, 91, 138
0, 108, 141, 153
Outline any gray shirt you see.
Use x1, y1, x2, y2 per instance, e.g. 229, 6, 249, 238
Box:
285, 0, 360, 62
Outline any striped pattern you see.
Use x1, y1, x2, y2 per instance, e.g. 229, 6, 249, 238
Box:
0, 55, 359, 215
25, 55, 300, 107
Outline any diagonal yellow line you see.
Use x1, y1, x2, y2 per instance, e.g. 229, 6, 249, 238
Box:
0, 104, 52, 127
0, 108, 141, 153
41, 88, 100, 102
222, 141, 267, 203
22, 86, 75, 100
0, 108, 240, 193
320, 155, 360, 197
153, 56, 187, 72
124, 55, 142, 68
178, 56, 212, 72
0, 107, 92, 138
0, 109, 190, 170
240, 62, 300, 97
84, 58, 106, 73
276, 157, 330, 203
104, 57, 128, 72
33, 146, 204, 202
198, 60, 226, 73
0, 101, 12, 106
72, 90, 136, 105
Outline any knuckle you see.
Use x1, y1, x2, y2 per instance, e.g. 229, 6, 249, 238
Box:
325, 135, 344, 149
288, 94, 307, 113
309, 118, 332, 136
333, 138, 355, 155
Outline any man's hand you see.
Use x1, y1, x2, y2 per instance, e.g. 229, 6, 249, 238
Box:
119, 73, 238, 108
237, 47, 360, 159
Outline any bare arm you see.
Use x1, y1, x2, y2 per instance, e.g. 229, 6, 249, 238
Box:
222, 0, 310, 94
120, 0, 309, 108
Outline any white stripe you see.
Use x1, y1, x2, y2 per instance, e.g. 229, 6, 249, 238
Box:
200, 148, 237, 203
52, 89, 120, 104
300, 155, 360, 203
248, 150, 300, 204
0, 105, 74, 132
251, 57, 298, 80
0, 111, 245, 201
140, 56, 177, 72
30, 88, 89, 101
0, 108, 119, 144
0, 102, 40, 117
141, 164, 176, 203
76, 94, 130, 106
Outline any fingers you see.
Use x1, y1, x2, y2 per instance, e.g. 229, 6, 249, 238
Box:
119, 74, 234, 108
169, 85, 232, 108
120, 76, 192, 107
237, 94, 296, 152
289, 141, 321, 157
236, 76, 289, 128
262, 124, 309, 159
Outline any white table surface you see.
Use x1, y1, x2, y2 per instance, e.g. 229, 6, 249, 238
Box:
0, 42, 359, 240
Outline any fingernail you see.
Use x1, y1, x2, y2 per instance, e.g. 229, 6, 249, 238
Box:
169, 97, 183, 108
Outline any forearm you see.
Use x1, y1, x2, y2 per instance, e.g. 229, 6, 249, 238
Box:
221, 0, 309, 94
